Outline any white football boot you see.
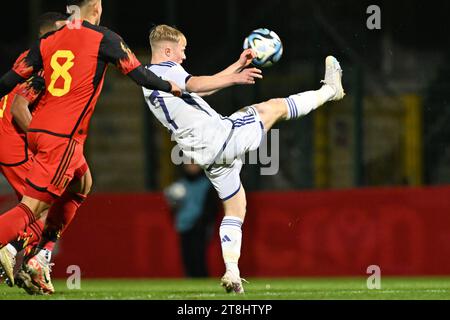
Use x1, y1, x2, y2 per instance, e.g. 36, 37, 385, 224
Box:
0, 245, 17, 287
21, 251, 55, 295
15, 268, 43, 295
321, 56, 345, 101
221, 270, 248, 294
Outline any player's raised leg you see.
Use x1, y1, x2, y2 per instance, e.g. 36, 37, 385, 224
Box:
217, 56, 343, 294
255, 56, 345, 131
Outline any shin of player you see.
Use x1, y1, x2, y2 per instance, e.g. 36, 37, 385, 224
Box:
220, 186, 246, 281
29, 167, 92, 261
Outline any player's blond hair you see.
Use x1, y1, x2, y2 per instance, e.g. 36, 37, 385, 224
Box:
149, 25, 187, 49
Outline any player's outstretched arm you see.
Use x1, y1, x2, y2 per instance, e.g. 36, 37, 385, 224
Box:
0, 71, 24, 98
127, 66, 182, 97
217, 49, 258, 76
101, 29, 181, 96
0, 44, 43, 98
192, 49, 262, 97
10, 73, 45, 132
187, 67, 262, 95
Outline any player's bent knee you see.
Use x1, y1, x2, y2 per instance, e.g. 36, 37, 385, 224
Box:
68, 170, 93, 196
269, 98, 285, 105
21, 196, 51, 218
81, 170, 93, 196
255, 99, 286, 116
269, 98, 289, 114
261, 98, 285, 107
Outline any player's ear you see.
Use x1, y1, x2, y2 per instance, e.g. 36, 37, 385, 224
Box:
92, 0, 102, 19
165, 47, 171, 58
55, 20, 67, 30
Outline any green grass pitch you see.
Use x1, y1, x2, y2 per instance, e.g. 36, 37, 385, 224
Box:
1, 277, 450, 300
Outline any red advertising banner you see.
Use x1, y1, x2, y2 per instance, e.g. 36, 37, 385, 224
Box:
1, 186, 449, 278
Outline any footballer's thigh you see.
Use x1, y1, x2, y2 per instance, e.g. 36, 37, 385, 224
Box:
220, 106, 266, 163
0, 160, 33, 201
253, 98, 289, 131
1, 160, 51, 219
24, 132, 87, 213
21, 196, 51, 216
0, 160, 51, 216
67, 161, 92, 196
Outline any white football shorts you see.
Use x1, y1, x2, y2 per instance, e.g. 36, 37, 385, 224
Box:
205, 106, 265, 200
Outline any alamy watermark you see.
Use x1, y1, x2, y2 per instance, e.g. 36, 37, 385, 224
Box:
367, 5, 381, 30
170, 129, 280, 176
66, 265, 82, 290
366, 265, 382, 290
66, 5, 82, 30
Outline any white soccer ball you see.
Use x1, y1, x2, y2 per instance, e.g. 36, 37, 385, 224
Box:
243, 28, 283, 68
166, 182, 186, 202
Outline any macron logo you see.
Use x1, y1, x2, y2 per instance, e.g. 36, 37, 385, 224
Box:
221, 235, 231, 243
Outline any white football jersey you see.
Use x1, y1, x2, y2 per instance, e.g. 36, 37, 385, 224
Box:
142, 62, 233, 166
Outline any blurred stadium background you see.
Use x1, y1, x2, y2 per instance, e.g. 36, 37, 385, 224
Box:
1, 0, 450, 283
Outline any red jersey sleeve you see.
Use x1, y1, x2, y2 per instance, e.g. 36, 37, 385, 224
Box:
12, 40, 43, 79
100, 29, 141, 75
15, 71, 45, 104
12, 50, 30, 70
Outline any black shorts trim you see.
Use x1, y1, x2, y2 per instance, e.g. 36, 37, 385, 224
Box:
0, 158, 29, 167
28, 129, 71, 139
0, 136, 30, 167
50, 139, 76, 186
26, 178, 48, 192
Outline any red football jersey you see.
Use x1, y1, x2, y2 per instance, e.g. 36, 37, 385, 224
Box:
13, 21, 142, 143
0, 51, 45, 166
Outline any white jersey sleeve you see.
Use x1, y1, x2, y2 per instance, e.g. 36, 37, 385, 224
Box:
162, 63, 192, 91
143, 62, 234, 167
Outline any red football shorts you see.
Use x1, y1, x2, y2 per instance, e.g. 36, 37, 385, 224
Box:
24, 132, 89, 203
0, 160, 33, 200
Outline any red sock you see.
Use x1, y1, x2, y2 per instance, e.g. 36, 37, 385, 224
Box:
40, 192, 87, 248
9, 219, 44, 252
42, 241, 55, 251
21, 219, 45, 248
0, 204, 36, 248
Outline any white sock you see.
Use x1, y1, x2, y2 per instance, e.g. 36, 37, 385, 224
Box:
37, 248, 52, 263
5, 244, 17, 256
220, 216, 243, 277
285, 85, 335, 120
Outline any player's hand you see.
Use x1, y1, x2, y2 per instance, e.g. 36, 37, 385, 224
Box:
234, 67, 263, 85
169, 81, 182, 97
238, 49, 257, 69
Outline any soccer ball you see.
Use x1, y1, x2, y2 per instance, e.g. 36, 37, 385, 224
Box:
164, 182, 186, 206
243, 28, 283, 68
